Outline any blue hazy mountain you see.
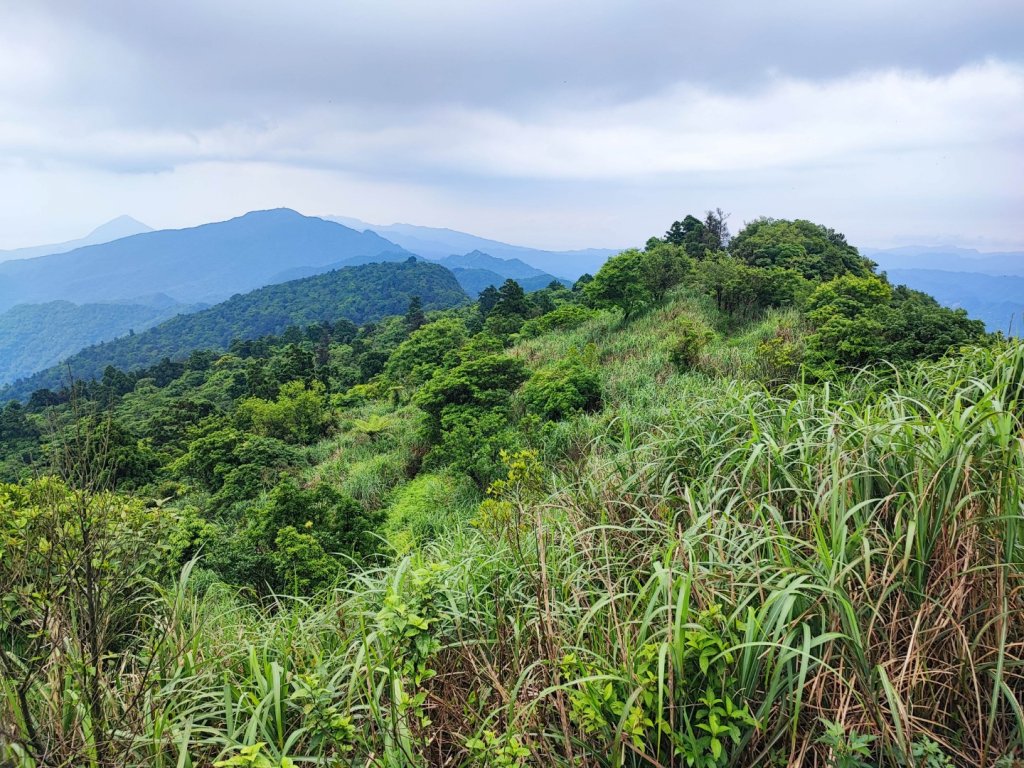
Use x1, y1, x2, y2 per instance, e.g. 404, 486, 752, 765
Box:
864, 246, 1024, 276
328, 216, 619, 279
436, 250, 548, 279
862, 246, 1024, 335
0, 209, 413, 312
449, 268, 569, 297
0, 215, 153, 263
2, 259, 467, 400
885, 268, 1024, 336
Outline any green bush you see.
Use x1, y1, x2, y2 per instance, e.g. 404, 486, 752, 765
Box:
520, 355, 601, 421
668, 316, 715, 369
518, 304, 597, 339
235, 380, 331, 444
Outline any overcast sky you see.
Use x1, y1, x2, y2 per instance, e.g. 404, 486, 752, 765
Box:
1, 1, 1022, 252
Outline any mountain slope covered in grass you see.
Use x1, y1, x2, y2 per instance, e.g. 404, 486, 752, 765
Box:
0, 213, 1016, 768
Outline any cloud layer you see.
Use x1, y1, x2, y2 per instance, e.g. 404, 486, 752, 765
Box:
0, 2, 1021, 251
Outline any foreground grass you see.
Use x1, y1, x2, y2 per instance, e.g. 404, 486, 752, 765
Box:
3, 342, 1023, 767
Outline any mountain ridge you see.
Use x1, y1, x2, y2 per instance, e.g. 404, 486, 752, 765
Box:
327, 215, 619, 278
0, 215, 153, 263
0, 209, 414, 311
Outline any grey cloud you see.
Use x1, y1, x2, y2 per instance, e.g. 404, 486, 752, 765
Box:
0, 1, 1021, 252
8, 1, 1024, 127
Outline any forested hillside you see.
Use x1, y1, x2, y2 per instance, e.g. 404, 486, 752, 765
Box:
1, 213, 1017, 768
1, 259, 467, 401
0, 298, 199, 384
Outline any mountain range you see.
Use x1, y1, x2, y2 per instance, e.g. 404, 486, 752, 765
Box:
328, 215, 618, 279
2, 210, 1021, 394
0, 216, 153, 263
866, 246, 1024, 333
0, 209, 412, 311
0, 212, 581, 385
865, 245, 1024, 276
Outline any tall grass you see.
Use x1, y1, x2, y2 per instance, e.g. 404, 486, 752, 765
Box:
4, 343, 1022, 767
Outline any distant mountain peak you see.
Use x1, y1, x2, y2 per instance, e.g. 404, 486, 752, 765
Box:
324, 215, 620, 279
239, 207, 305, 220
87, 215, 152, 240
0, 208, 414, 312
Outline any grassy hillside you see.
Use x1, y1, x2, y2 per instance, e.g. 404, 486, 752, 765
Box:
0, 215, 1016, 768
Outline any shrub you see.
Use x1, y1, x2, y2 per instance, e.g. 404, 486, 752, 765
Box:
668, 316, 715, 369
520, 356, 601, 421
519, 304, 597, 339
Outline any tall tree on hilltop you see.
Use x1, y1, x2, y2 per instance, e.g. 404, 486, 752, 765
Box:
405, 296, 426, 331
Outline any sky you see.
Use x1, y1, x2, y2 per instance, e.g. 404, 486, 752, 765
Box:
0, 1, 1022, 252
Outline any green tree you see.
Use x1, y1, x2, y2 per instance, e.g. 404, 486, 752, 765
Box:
640, 241, 693, 302
478, 285, 501, 317
584, 250, 648, 319
235, 380, 330, 444
804, 274, 892, 370
405, 295, 426, 331
384, 318, 467, 387
730, 218, 874, 281
414, 354, 528, 439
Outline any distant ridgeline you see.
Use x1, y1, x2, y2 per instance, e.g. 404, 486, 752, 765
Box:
0, 208, 415, 311
1, 260, 467, 401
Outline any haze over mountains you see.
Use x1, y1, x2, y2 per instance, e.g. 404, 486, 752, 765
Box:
866, 246, 1024, 335
0, 216, 152, 263
0, 209, 413, 311
0, 210, 575, 387
328, 215, 618, 278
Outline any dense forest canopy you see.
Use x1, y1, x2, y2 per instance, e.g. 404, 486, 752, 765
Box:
0, 212, 1015, 768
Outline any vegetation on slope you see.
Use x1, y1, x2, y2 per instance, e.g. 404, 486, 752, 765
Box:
1, 259, 468, 401
0, 298, 200, 386
0, 212, 1015, 768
